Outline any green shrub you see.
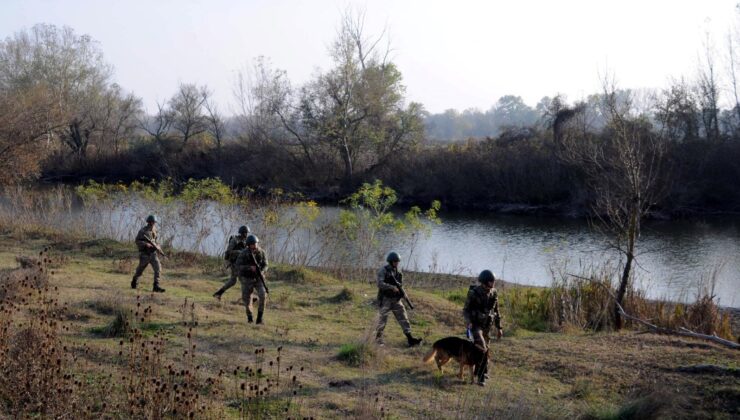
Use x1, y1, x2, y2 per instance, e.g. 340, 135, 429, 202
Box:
337, 342, 375, 367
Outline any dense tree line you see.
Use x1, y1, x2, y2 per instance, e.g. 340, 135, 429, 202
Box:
1, 18, 739, 216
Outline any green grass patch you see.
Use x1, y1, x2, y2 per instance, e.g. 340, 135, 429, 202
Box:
444, 288, 468, 305
337, 342, 375, 367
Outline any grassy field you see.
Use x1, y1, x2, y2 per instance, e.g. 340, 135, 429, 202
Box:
0, 230, 738, 419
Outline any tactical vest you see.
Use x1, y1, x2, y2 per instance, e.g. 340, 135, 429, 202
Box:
226, 236, 248, 262
468, 285, 497, 326
380, 266, 403, 298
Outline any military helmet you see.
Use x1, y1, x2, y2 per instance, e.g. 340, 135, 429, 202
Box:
386, 251, 401, 263
238, 225, 250, 235
246, 234, 259, 245
478, 270, 496, 285
146, 214, 157, 224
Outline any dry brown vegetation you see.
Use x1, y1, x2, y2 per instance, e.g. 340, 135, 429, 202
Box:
0, 231, 737, 419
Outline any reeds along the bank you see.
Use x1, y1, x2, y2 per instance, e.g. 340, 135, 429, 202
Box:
498, 263, 734, 339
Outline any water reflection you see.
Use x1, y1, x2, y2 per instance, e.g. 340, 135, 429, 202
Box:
78, 201, 739, 308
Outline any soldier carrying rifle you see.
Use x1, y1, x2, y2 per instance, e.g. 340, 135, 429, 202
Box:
234, 234, 268, 325
131, 215, 166, 293
375, 251, 423, 347
213, 225, 250, 301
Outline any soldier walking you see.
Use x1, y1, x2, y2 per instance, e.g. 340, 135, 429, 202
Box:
463, 270, 503, 386
375, 252, 423, 347
235, 234, 268, 324
213, 225, 250, 300
131, 215, 166, 293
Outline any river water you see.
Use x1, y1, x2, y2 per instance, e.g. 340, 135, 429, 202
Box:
401, 212, 740, 308
60, 198, 740, 308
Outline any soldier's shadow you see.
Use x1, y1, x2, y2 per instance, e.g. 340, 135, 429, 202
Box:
371, 365, 475, 390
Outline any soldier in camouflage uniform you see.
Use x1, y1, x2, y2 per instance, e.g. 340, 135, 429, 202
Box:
375, 252, 423, 347
463, 269, 503, 385
213, 225, 251, 300
131, 215, 166, 293
234, 234, 268, 324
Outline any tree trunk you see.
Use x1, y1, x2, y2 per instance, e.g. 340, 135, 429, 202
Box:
615, 251, 633, 330
341, 141, 353, 190
615, 203, 639, 330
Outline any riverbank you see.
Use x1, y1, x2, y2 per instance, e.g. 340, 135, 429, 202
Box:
0, 228, 738, 418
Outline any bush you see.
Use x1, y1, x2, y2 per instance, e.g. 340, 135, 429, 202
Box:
329, 287, 355, 303
337, 342, 376, 367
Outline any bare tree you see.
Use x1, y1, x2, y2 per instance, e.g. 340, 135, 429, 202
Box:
300, 8, 423, 187
203, 90, 226, 168
139, 101, 173, 147
697, 34, 721, 141
169, 83, 208, 150
234, 56, 316, 166
101, 84, 143, 155
560, 81, 666, 330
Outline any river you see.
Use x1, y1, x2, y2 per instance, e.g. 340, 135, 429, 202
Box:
402, 211, 740, 308
51, 197, 740, 308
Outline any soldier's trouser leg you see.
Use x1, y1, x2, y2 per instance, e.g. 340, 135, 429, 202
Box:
240, 277, 256, 318
240, 277, 265, 317
375, 298, 391, 338
133, 253, 151, 281
215, 267, 238, 296
390, 300, 412, 335
254, 282, 266, 314
150, 254, 161, 287
376, 298, 411, 337
471, 326, 491, 383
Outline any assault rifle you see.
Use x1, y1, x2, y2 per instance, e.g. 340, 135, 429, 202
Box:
143, 236, 167, 258
249, 249, 270, 294
387, 270, 414, 309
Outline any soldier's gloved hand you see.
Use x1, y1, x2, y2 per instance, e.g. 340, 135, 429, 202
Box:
249, 266, 257, 272
496, 329, 503, 339
392, 287, 400, 294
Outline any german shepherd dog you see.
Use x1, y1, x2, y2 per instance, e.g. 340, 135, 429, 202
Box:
422, 337, 488, 383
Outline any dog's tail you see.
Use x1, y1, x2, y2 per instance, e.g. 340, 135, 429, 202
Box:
422, 347, 437, 363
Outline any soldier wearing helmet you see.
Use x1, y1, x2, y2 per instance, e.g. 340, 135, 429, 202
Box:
234, 234, 268, 324
213, 225, 251, 300
131, 215, 165, 293
463, 269, 503, 385
375, 251, 423, 347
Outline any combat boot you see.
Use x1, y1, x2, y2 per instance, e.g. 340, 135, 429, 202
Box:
153, 285, 166, 293
247, 313, 253, 323
375, 332, 384, 346
256, 311, 264, 325
405, 332, 422, 347
130, 277, 138, 289
213, 292, 222, 301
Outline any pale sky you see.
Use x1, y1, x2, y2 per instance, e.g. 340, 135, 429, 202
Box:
1, 0, 737, 114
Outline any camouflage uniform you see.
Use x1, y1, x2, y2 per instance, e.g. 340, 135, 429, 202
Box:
235, 247, 268, 322
375, 265, 412, 338
214, 234, 249, 298
132, 224, 162, 289
463, 284, 502, 384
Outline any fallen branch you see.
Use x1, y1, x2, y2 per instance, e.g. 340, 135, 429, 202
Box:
566, 273, 739, 350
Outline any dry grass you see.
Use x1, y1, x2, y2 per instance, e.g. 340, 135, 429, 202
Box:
0, 231, 737, 419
